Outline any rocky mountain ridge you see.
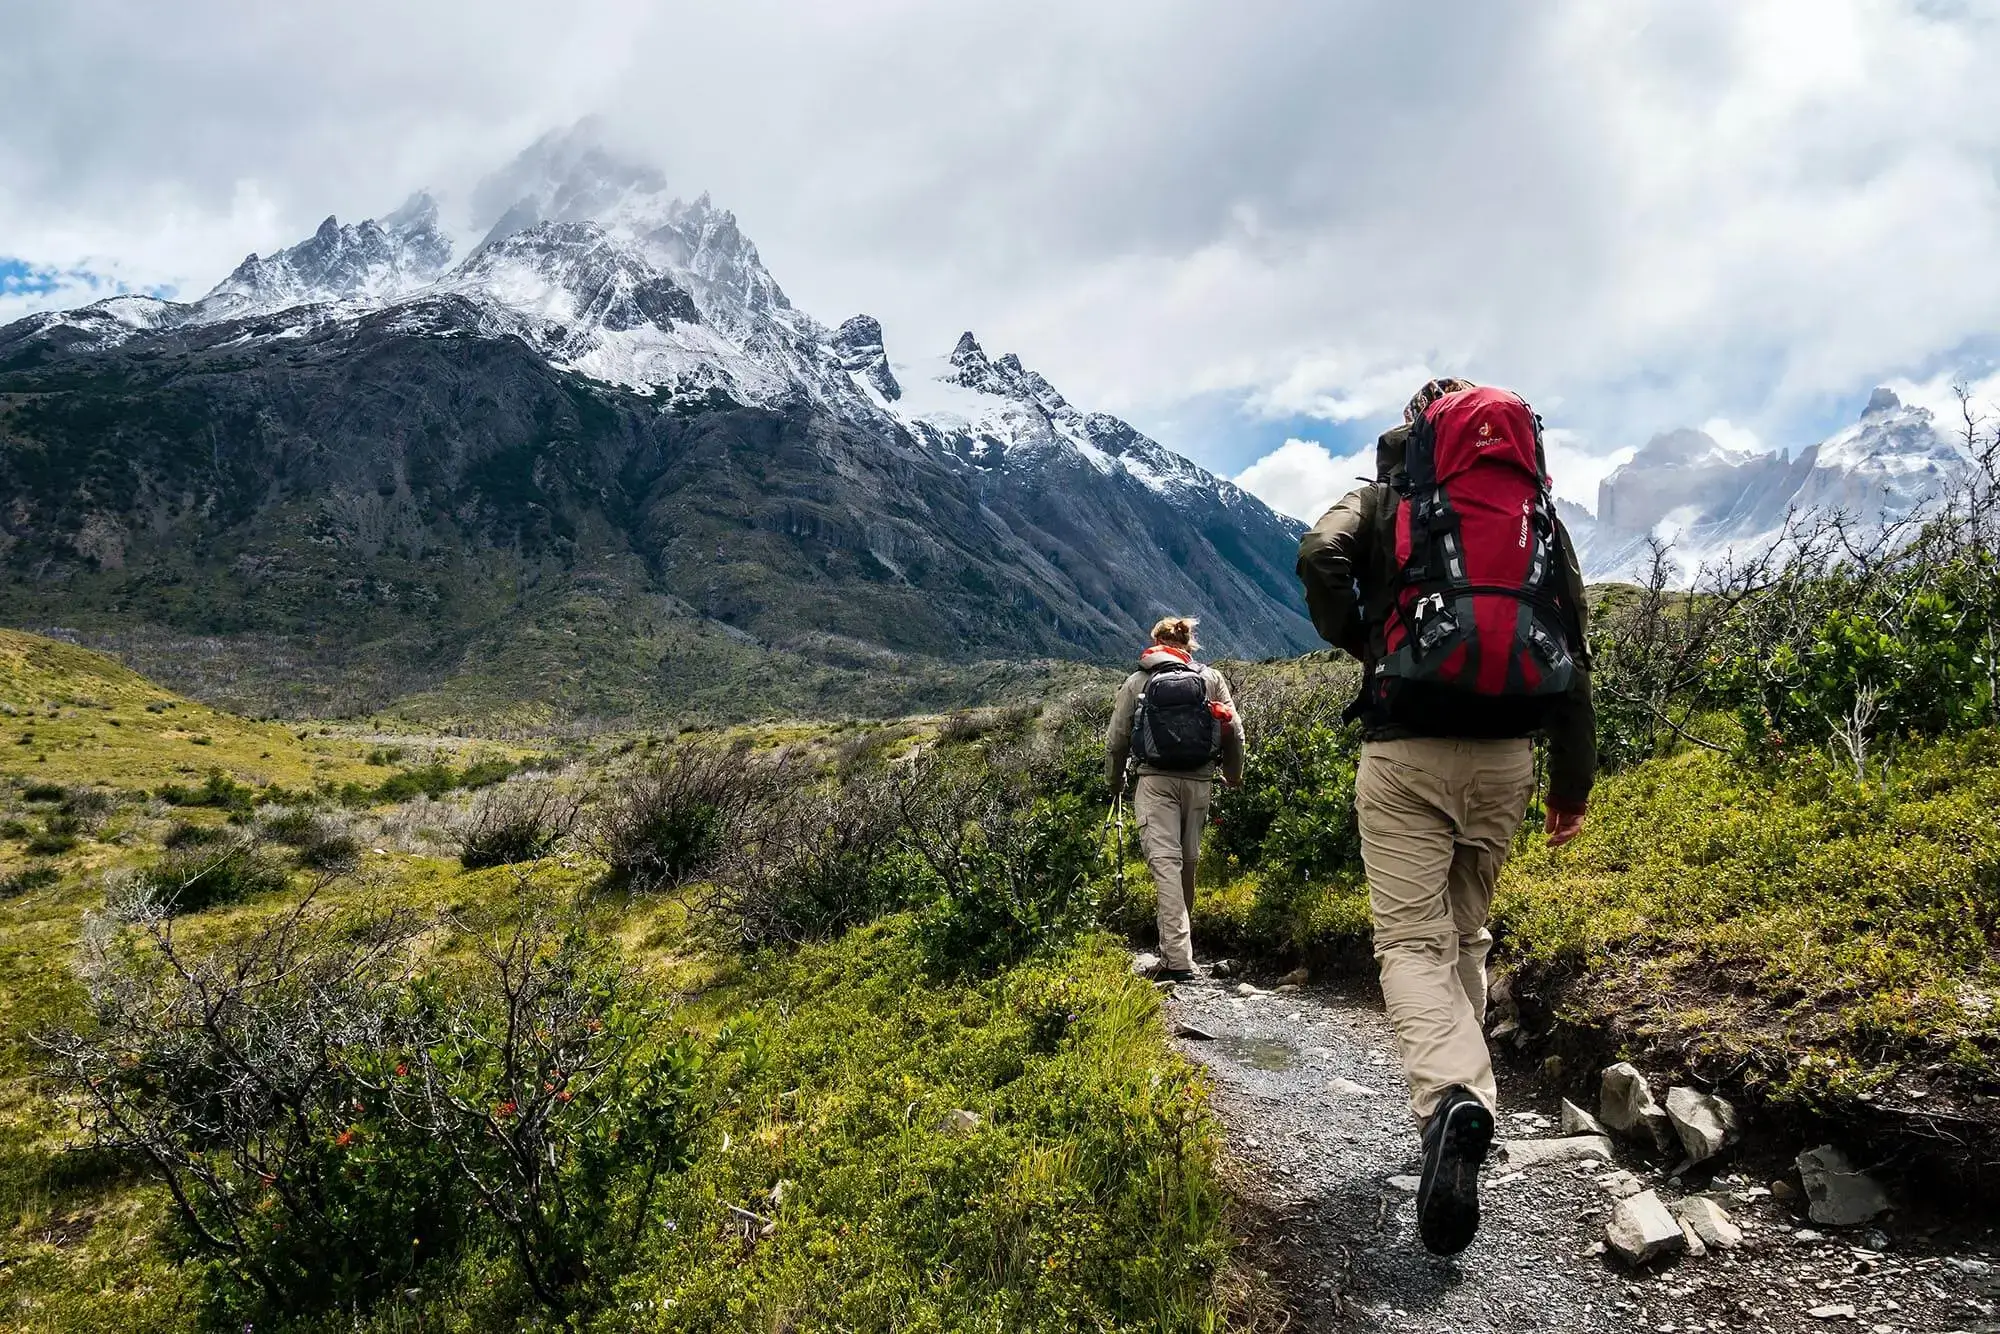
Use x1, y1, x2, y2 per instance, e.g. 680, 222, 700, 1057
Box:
0, 125, 1314, 720
1564, 387, 1966, 579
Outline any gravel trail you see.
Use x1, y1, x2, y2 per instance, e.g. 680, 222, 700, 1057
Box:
1166, 969, 2000, 1334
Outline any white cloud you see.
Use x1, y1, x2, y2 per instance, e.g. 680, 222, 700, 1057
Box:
7, 1, 2000, 481
1233, 438, 1373, 523
1698, 418, 1766, 460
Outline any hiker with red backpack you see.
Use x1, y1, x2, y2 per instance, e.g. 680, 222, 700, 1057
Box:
1104, 616, 1246, 984
1297, 378, 1595, 1258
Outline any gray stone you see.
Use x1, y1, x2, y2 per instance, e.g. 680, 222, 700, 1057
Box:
1807, 1303, 1857, 1320
1596, 1169, 1644, 1199
1605, 1189, 1687, 1266
1131, 952, 1162, 976
1674, 1195, 1745, 1249
941, 1108, 983, 1135
1797, 1145, 1891, 1226
1175, 1021, 1215, 1040
1500, 1135, 1616, 1170
1678, 1214, 1708, 1259
1279, 966, 1310, 987
1209, 958, 1235, 978
1561, 1097, 1609, 1137
1600, 1062, 1675, 1151
1665, 1086, 1739, 1163
1386, 1174, 1421, 1192
1233, 982, 1262, 998
1328, 1077, 1379, 1097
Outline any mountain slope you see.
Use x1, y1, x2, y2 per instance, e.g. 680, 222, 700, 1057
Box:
0, 127, 1313, 720
1565, 388, 1965, 579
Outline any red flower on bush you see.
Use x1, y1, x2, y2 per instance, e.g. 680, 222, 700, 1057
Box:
494, 1100, 517, 1119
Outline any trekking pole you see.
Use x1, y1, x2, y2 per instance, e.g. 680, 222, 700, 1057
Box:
1113, 788, 1127, 898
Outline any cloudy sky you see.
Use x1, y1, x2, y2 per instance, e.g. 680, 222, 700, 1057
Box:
6, 0, 2000, 520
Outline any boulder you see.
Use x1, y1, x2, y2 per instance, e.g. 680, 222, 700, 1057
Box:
1501, 1135, 1616, 1170
1279, 966, 1310, 987
1131, 952, 1162, 976
1561, 1098, 1609, 1137
1605, 1189, 1686, 1266
1600, 1063, 1674, 1151
1665, 1086, 1738, 1164
1673, 1195, 1744, 1249
1677, 1215, 1708, 1259
1797, 1145, 1890, 1226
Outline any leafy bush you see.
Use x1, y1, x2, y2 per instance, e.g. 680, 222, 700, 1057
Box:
25, 822, 78, 856
1209, 670, 1362, 896
42, 895, 455, 1325
162, 819, 229, 849
695, 772, 919, 946
458, 781, 579, 869
42, 888, 707, 1326
0, 865, 59, 897
134, 842, 291, 914
900, 753, 1101, 976
156, 769, 255, 812
21, 781, 65, 803
255, 805, 362, 872
588, 743, 797, 892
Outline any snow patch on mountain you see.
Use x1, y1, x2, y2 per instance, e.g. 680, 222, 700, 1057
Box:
192, 193, 454, 322
1569, 387, 1965, 580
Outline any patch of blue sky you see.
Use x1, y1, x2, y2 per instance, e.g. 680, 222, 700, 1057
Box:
0, 256, 176, 302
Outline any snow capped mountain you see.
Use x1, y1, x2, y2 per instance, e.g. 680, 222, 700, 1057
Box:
886, 331, 1229, 503
0, 121, 1319, 675
1566, 388, 1965, 579
194, 192, 454, 322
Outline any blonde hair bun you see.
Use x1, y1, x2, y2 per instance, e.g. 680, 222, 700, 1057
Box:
1151, 616, 1199, 650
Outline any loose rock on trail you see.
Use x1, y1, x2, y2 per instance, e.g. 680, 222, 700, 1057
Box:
1162, 965, 2000, 1333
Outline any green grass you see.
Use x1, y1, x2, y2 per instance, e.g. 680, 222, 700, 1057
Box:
0, 639, 1236, 1331
0, 629, 382, 791
1496, 731, 2000, 1112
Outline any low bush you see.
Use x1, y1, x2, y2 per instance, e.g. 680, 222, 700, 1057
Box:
695, 772, 918, 946
458, 781, 579, 869
42, 888, 707, 1327
0, 865, 59, 897
162, 819, 230, 849
133, 841, 291, 914
588, 743, 798, 892
255, 805, 362, 872
900, 753, 1100, 976
156, 769, 255, 812
21, 781, 65, 803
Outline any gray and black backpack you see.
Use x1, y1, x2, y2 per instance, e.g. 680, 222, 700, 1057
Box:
1131, 663, 1222, 771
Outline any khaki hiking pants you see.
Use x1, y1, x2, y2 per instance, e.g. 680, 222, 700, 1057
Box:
1355, 736, 1535, 1123
1134, 773, 1212, 971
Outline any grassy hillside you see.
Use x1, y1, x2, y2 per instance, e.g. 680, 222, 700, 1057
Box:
0, 629, 384, 790
0, 644, 1234, 1333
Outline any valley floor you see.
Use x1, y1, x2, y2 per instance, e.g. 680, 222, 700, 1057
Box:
1170, 968, 2000, 1333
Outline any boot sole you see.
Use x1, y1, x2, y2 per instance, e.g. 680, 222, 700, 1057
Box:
1417, 1097, 1494, 1256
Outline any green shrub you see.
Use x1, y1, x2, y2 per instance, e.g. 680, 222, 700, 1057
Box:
156, 769, 255, 812
136, 842, 291, 914
458, 782, 578, 869
0, 865, 59, 897
21, 781, 65, 802
901, 755, 1100, 976
26, 823, 78, 856
162, 819, 229, 849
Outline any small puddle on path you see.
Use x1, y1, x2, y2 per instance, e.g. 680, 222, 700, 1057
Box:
1212, 1035, 1300, 1071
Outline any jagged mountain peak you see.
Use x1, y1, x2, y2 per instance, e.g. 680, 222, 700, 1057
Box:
193, 193, 454, 322
831, 315, 900, 402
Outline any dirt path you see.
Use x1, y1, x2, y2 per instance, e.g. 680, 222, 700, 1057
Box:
1165, 968, 2000, 1334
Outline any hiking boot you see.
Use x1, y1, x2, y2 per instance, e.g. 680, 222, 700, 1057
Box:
1416, 1085, 1494, 1256
1157, 966, 1201, 983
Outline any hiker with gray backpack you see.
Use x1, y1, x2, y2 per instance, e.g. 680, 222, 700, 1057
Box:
1103, 616, 1246, 984
1297, 377, 1595, 1259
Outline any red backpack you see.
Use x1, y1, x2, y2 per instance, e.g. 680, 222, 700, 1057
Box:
1360, 387, 1580, 732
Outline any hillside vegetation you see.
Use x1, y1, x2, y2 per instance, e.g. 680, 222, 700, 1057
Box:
0, 639, 1233, 1333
